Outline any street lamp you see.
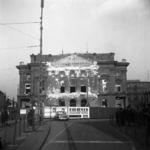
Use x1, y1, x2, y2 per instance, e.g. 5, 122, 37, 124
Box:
97, 75, 101, 106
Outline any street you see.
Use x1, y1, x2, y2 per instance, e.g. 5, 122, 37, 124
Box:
42, 119, 135, 150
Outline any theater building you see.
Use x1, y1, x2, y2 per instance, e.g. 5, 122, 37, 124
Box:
16, 52, 129, 110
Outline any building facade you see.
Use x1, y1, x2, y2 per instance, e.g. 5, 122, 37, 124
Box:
17, 52, 129, 109
0, 90, 6, 111
127, 80, 150, 108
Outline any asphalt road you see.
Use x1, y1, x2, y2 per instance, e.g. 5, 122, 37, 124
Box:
41, 119, 136, 150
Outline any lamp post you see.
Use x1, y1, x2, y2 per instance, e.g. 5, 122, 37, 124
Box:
86, 71, 90, 107
97, 75, 101, 106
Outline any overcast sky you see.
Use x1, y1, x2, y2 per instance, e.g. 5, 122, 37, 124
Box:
0, 0, 150, 99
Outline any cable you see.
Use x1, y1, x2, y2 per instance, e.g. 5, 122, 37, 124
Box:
0, 24, 40, 41
0, 22, 40, 25
0, 45, 40, 50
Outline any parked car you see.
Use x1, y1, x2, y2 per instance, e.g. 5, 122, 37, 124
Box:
54, 111, 69, 121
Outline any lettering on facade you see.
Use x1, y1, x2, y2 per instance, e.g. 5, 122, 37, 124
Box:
52, 54, 93, 67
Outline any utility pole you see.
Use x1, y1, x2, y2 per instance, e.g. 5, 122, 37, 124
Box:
38, 0, 44, 125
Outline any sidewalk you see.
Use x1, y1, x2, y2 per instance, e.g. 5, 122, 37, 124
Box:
0, 119, 50, 150
0, 120, 19, 149
8, 120, 50, 150
110, 121, 150, 150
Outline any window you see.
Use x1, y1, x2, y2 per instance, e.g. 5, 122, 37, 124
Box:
81, 99, 87, 107
81, 70, 86, 77
70, 99, 76, 106
25, 83, 31, 95
60, 86, 65, 93
70, 86, 76, 93
81, 86, 86, 92
115, 85, 121, 92
102, 99, 107, 107
116, 72, 120, 78
40, 80, 45, 93
26, 73, 31, 81
59, 99, 65, 106
102, 79, 108, 92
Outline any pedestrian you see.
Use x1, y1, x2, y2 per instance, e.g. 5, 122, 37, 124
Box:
0, 137, 3, 149
1, 110, 5, 127
145, 103, 150, 145
27, 110, 32, 126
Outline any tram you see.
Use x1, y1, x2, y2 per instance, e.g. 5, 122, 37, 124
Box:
43, 106, 90, 119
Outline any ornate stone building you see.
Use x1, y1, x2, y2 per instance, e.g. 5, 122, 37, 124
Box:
17, 52, 129, 109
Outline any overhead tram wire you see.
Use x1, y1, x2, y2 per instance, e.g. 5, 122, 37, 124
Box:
0, 22, 40, 41
0, 45, 40, 50
0, 22, 40, 25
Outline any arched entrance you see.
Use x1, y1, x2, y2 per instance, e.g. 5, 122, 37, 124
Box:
81, 99, 87, 107
70, 99, 76, 106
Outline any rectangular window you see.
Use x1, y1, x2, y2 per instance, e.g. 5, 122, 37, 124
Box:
60, 86, 65, 93
39, 80, 45, 93
25, 83, 31, 95
115, 85, 121, 92
70, 86, 76, 93
26, 73, 31, 81
81, 86, 86, 92
102, 79, 108, 92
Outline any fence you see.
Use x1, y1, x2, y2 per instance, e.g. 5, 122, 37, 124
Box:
90, 107, 116, 119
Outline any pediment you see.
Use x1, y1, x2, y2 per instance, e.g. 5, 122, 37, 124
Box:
52, 54, 93, 67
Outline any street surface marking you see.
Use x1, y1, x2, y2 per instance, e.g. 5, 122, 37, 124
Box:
50, 122, 73, 142
49, 140, 132, 144
49, 140, 137, 150
42, 122, 73, 150
111, 126, 137, 150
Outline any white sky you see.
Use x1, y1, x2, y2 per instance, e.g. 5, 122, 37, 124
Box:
0, 0, 150, 99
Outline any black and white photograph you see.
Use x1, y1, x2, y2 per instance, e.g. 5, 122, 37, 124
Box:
0, 0, 150, 150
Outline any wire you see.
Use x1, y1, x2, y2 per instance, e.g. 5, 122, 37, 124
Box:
0, 22, 40, 25
0, 45, 40, 50
0, 24, 40, 41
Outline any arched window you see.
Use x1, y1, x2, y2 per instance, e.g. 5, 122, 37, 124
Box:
70, 99, 76, 107
59, 99, 65, 106
81, 99, 87, 107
